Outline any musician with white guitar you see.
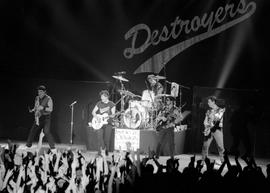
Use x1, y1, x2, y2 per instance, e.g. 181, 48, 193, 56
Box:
91, 90, 115, 153
19, 85, 56, 153
201, 96, 226, 165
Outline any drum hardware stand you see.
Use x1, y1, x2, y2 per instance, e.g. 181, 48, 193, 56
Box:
114, 94, 127, 128
144, 80, 157, 130
112, 72, 130, 128
118, 79, 126, 112
178, 84, 190, 128
112, 72, 129, 116
148, 90, 156, 130
116, 77, 127, 127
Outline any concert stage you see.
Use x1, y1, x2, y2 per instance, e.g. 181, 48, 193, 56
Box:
2, 142, 269, 177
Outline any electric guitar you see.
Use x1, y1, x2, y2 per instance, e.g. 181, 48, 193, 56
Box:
29, 106, 41, 126
203, 108, 225, 136
34, 109, 41, 126
90, 113, 116, 130
29, 98, 41, 126
29, 96, 51, 126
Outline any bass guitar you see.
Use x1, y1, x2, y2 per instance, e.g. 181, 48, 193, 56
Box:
203, 108, 225, 136
156, 110, 191, 132
156, 121, 176, 132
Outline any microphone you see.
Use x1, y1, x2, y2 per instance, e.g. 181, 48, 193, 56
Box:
165, 80, 172, 84
115, 71, 126, 75
70, 101, 77, 106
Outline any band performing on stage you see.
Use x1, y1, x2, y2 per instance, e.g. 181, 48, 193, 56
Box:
18, 73, 228, 162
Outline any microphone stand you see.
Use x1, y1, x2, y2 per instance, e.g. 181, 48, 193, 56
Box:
119, 79, 126, 113
118, 79, 127, 127
69, 102, 76, 145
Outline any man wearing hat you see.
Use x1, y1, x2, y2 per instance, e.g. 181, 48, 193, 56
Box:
21, 85, 56, 152
147, 74, 164, 95
155, 96, 182, 159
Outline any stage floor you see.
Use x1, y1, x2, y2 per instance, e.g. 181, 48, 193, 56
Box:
1, 142, 269, 177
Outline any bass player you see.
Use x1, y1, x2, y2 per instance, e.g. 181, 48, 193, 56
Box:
155, 96, 182, 159
91, 90, 115, 153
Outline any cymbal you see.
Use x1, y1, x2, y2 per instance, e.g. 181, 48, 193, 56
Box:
112, 75, 129, 82
153, 75, 166, 80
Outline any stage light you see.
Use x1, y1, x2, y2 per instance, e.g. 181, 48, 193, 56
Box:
216, 20, 251, 89
49, 37, 108, 81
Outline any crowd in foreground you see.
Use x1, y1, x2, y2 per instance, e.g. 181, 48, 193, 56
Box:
0, 136, 269, 193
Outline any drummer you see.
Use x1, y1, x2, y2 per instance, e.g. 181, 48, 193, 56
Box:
147, 74, 164, 95
147, 74, 165, 111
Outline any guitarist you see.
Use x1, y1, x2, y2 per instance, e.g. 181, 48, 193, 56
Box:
155, 96, 182, 159
20, 85, 56, 153
92, 90, 115, 153
201, 96, 225, 165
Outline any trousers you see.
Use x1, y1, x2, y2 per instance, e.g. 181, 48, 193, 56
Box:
156, 127, 175, 158
96, 124, 113, 151
202, 129, 224, 162
26, 115, 55, 149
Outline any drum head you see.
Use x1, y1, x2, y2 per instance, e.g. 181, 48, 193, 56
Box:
123, 107, 142, 129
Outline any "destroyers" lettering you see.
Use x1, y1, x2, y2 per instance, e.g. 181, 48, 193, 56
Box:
123, 0, 256, 74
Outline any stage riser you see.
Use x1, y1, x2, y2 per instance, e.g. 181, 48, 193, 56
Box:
86, 127, 186, 155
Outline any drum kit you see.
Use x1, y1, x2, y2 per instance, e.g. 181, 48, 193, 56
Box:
111, 72, 188, 130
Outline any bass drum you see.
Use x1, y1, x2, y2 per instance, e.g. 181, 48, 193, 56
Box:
123, 107, 142, 129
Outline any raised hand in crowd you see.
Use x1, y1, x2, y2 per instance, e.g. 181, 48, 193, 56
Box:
196, 159, 204, 173
234, 152, 243, 173
188, 155, 196, 168
204, 157, 212, 171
